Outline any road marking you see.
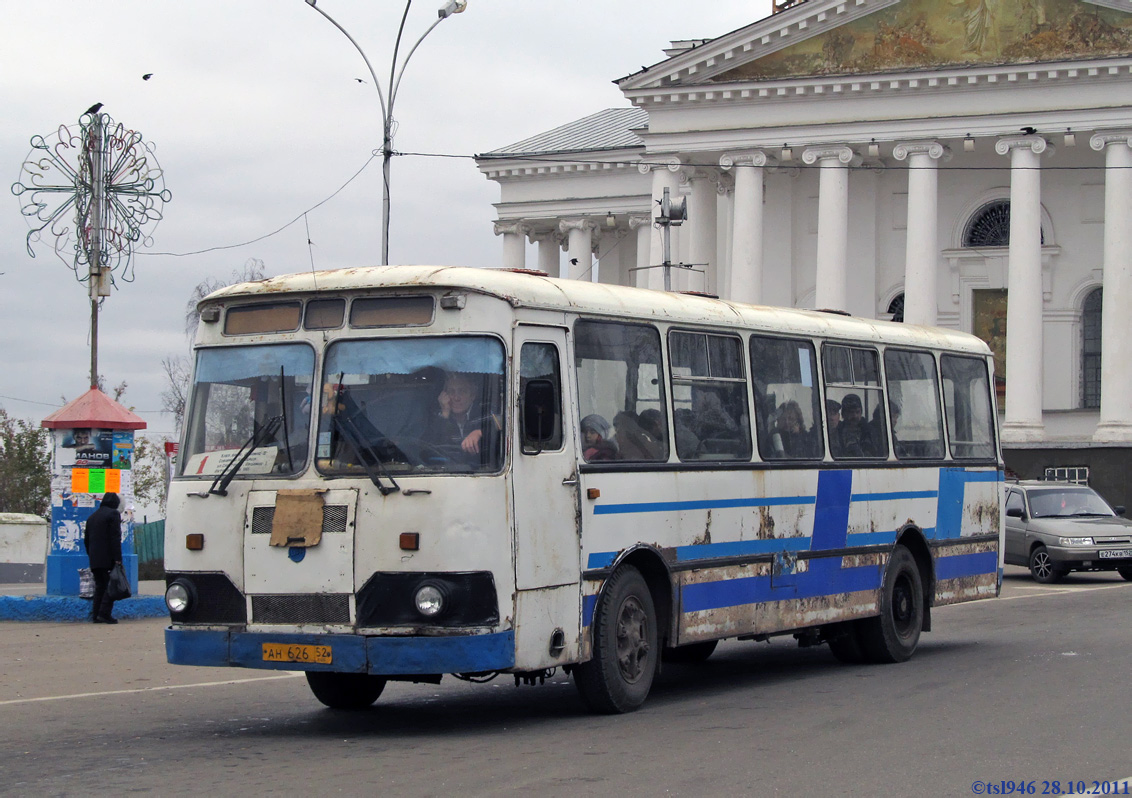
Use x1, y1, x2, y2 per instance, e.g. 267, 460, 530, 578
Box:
0, 672, 304, 707
996, 582, 1132, 602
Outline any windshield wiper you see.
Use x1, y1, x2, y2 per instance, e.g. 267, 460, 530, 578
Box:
208, 415, 283, 497
329, 382, 400, 496
279, 366, 294, 474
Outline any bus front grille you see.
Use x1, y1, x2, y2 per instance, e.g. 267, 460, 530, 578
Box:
250, 594, 351, 625
250, 505, 349, 535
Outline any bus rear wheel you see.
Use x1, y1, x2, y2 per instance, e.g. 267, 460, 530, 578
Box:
305, 672, 386, 710
574, 565, 658, 714
826, 621, 868, 664
858, 545, 923, 664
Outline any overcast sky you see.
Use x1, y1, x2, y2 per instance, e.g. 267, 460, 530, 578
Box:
1, 1, 770, 438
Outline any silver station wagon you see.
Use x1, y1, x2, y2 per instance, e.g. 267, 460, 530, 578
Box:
1004, 481, 1132, 583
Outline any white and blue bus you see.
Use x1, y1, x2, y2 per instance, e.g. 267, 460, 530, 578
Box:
164, 266, 1003, 713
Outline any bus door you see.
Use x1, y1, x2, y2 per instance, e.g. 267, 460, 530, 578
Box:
243, 489, 358, 624
512, 325, 582, 665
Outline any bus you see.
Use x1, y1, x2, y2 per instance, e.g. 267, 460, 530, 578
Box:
164, 265, 1003, 714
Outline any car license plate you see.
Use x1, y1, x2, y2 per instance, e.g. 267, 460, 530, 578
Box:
1098, 549, 1132, 559
262, 643, 332, 664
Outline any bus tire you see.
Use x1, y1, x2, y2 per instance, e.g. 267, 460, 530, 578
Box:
859, 545, 923, 664
826, 621, 868, 664
573, 565, 658, 714
662, 640, 718, 664
305, 672, 386, 710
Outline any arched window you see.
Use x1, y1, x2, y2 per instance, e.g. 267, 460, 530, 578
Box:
887, 293, 904, 322
963, 200, 1044, 247
1082, 288, 1102, 409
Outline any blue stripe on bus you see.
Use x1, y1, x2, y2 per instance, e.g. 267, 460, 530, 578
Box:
673, 537, 812, 562
850, 490, 938, 501
582, 593, 597, 628
592, 495, 816, 516
935, 551, 999, 580
682, 564, 883, 612
811, 470, 853, 551
846, 530, 898, 547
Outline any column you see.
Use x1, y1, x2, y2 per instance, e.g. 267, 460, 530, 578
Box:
1091, 131, 1132, 441
529, 230, 561, 276
714, 173, 735, 298
493, 221, 528, 270
559, 218, 597, 281
802, 146, 858, 311
629, 213, 652, 289
720, 151, 767, 304
639, 158, 684, 290
996, 135, 1051, 441
893, 141, 948, 325
684, 169, 718, 293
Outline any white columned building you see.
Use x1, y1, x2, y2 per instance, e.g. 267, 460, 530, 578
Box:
493, 221, 528, 271
476, 0, 1132, 505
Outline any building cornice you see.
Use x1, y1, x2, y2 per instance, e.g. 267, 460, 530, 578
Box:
622, 57, 1132, 109
477, 147, 646, 181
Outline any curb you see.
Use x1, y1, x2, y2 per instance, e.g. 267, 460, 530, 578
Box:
0, 595, 168, 622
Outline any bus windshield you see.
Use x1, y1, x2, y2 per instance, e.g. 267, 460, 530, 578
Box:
317, 336, 505, 475
181, 344, 316, 478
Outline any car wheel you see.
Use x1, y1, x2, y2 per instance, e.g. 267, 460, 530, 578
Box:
305, 672, 386, 710
1028, 545, 1064, 584
1117, 567, 1132, 582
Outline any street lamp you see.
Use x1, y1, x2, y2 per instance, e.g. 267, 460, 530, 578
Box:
305, 0, 467, 266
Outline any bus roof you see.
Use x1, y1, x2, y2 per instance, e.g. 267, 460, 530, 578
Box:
206, 265, 991, 355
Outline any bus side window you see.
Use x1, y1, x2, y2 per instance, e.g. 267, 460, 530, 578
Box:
883, 349, 945, 460
749, 336, 824, 461
941, 355, 996, 459
574, 320, 668, 463
519, 342, 563, 453
669, 331, 751, 461
823, 345, 889, 460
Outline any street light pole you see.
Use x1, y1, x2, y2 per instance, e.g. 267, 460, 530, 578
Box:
305, 0, 467, 266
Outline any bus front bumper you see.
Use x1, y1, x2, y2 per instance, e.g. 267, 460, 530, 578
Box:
165, 627, 516, 675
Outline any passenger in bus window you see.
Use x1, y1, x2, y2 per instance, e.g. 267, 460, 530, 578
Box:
581, 415, 618, 461
613, 410, 664, 460
772, 400, 818, 458
825, 399, 841, 437
428, 372, 501, 458
692, 390, 738, 441
831, 393, 874, 457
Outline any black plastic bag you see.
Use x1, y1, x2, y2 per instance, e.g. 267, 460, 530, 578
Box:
107, 562, 132, 601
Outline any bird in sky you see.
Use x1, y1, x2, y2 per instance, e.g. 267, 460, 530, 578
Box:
142, 73, 154, 80
85, 102, 103, 115
354, 77, 366, 83
569, 258, 579, 266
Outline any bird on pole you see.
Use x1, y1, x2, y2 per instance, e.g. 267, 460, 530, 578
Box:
85, 102, 104, 115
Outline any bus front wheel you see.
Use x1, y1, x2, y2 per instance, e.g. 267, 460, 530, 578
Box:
305, 672, 386, 710
858, 545, 923, 663
574, 565, 658, 714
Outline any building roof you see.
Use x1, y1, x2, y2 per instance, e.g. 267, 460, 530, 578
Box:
205, 265, 992, 356
483, 107, 648, 157
40, 388, 147, 431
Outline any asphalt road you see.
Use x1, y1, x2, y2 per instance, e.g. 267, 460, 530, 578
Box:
2, 566, 1130, 797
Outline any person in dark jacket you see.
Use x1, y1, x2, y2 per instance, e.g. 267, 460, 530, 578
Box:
84, 492, 123, 624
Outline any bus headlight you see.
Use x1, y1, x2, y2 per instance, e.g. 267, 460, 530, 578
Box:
414, 584, 445, 618
165, 580, 194, 614
1058, 536, 1094, 547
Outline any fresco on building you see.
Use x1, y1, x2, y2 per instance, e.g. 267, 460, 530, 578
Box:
972, 289, 1008, 411
716, 0, 1132, 80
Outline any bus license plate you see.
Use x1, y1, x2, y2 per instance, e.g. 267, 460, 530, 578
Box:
262, 643, 332, 664
1098, 549, 1132, 559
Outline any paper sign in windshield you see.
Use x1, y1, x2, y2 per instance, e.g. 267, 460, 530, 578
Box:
184, 447, 278, 476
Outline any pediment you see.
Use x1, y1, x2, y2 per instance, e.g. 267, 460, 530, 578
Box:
619, 0, 1132, 89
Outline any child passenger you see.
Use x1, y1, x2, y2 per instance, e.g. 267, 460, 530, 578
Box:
580, 414, 618, 461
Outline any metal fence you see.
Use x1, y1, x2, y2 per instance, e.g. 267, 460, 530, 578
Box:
134, 520, 164, 566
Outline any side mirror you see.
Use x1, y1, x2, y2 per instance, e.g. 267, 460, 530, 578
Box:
1115, 505, 1126, 516
1005, 506, 1024, 518
521, 379, 557, 453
